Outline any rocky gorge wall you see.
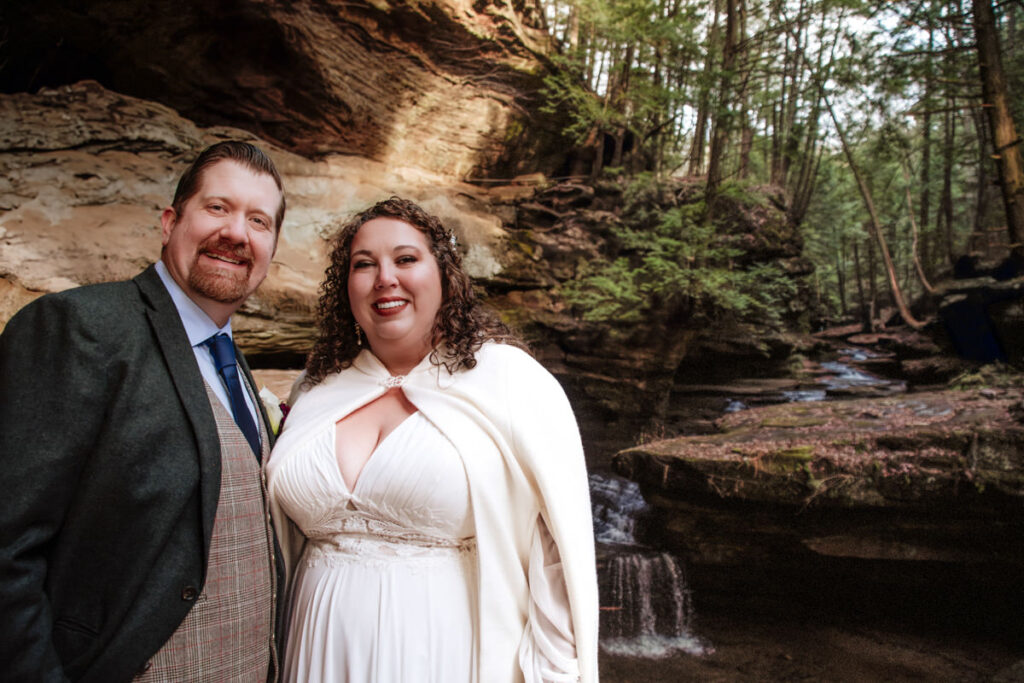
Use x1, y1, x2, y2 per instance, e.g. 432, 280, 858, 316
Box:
0, 80, 814, 467
1, 0, 565, 179
612, 377, 1024, 633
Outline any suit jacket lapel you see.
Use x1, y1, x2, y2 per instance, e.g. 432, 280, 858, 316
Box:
134, 265, 221, 559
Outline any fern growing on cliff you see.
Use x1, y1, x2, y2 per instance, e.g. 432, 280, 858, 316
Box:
564, 176, 798, 327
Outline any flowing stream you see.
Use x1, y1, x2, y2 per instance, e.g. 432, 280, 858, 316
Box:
594, 351, 897, 660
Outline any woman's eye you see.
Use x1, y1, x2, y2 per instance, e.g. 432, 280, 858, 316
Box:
352, 260, 374, 269
396, 255, 417, 265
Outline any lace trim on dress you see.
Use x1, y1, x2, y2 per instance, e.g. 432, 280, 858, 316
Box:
304, 537, 476, 570
303, 512, 476, 569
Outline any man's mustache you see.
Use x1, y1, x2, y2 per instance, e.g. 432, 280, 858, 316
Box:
198, 239, 253, 265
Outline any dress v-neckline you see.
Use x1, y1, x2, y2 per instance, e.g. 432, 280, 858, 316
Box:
334, 411, 420, 494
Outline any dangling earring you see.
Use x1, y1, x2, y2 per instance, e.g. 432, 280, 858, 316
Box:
354, 321, 363, 347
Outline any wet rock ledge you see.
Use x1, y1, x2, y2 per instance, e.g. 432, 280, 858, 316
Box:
612, 385, 1024, 630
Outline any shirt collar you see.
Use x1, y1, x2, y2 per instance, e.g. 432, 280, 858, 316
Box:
155, 259, 232, 347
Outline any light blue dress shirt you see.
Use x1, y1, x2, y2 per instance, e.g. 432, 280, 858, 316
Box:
155, 260, 261, 442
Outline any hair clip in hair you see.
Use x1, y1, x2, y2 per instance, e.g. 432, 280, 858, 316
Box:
449, 232, 457, 249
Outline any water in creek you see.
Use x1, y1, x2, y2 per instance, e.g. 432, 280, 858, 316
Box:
593, 351, 894, 661
590, 473, 712, 658
722, 350, 904, 413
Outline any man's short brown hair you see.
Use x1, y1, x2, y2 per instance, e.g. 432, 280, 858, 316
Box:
171, 141, 286, 231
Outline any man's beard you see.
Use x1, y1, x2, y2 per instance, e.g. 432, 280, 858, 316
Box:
188, 240, 254, 304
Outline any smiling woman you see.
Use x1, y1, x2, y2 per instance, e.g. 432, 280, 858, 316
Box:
303, 197, 514, 383
266, 197, 600, 683
347, 216, 444, 375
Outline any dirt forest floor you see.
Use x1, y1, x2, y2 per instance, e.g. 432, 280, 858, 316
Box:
599, 607, 1024, 682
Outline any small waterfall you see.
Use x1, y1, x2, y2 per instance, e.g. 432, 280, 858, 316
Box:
590, 473, 713, 658
820, 360, 883, 388
599, 551, 711, 657
590, 473, 648, 545
820, 358, 906, 395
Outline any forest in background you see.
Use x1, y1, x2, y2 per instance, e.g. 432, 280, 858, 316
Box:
533, 0, 1024, 329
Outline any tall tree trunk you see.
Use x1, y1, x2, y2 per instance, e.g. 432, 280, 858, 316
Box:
688, 0, 721, 177
942, 0, 965, 265
610, 43, 634, 169
918, 16, 935, 267
826, 93, 926, 329
836, 231, 848, 316
584, 23, 597, 86
852, 240, 867, 330
735, 0, 752, 180
566, 1, 580, 53
900, 161, 937, 295
867, 237, 879, 329
788, 3, 839, 225
939, 103, 956, 267
971, 104, 994, 246
973, 0, 1024, 252
853, 240, 869, 331
705, 0, 739, 221
770, 0, 810, 189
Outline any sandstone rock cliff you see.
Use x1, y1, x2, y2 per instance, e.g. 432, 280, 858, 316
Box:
612, 379, 1024, 625
0, 82, 814, 466
0, 81, 514, 359
2, 0, 563, 178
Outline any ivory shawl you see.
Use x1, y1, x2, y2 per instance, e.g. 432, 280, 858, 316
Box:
267, 343, 598, 683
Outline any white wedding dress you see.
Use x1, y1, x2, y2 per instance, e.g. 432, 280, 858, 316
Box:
274, 411, 477, 682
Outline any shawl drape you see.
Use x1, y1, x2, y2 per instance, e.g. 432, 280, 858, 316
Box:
267, 343, 598, 682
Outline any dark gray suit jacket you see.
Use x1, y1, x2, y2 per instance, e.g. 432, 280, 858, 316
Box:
0, 265, 281, 682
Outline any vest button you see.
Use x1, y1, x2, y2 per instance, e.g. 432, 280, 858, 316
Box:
181, 586, 198, 601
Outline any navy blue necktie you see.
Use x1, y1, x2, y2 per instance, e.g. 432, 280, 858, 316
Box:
202, 333, 261, 458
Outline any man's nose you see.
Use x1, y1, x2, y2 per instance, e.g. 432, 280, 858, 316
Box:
219, 212, 249, 243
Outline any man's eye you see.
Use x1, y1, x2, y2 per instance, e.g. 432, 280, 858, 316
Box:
251, 216, 270, 228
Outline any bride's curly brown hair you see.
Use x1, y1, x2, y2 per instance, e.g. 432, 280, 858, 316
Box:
304, 196, 520, 386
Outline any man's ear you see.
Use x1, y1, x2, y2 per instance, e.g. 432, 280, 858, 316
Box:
160, 207, 177, 245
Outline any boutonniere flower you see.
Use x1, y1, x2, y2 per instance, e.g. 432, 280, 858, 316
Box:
258, 386, 288, 436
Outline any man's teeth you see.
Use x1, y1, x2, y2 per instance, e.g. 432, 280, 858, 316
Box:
208, 253, 243, 265
375, 301, 405, 310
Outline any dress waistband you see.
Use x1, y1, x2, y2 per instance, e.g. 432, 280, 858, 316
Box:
304, 533, 476, 568
302, 513, 476, 568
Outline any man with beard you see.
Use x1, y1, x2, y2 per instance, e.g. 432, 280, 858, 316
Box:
0, 141, 287, 682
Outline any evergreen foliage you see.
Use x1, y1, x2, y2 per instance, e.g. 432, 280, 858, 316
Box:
563, 175, 799, 328
538, 0, 1024, 325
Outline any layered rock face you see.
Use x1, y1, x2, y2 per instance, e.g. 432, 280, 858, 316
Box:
613, 382, 1024, 626
0, 81, 514, 363
3, 2, 823, 469
1, 0, 561, 178
0, 82, 814, 467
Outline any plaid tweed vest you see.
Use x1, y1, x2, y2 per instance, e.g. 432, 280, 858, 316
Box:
134, 380, 277, 682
